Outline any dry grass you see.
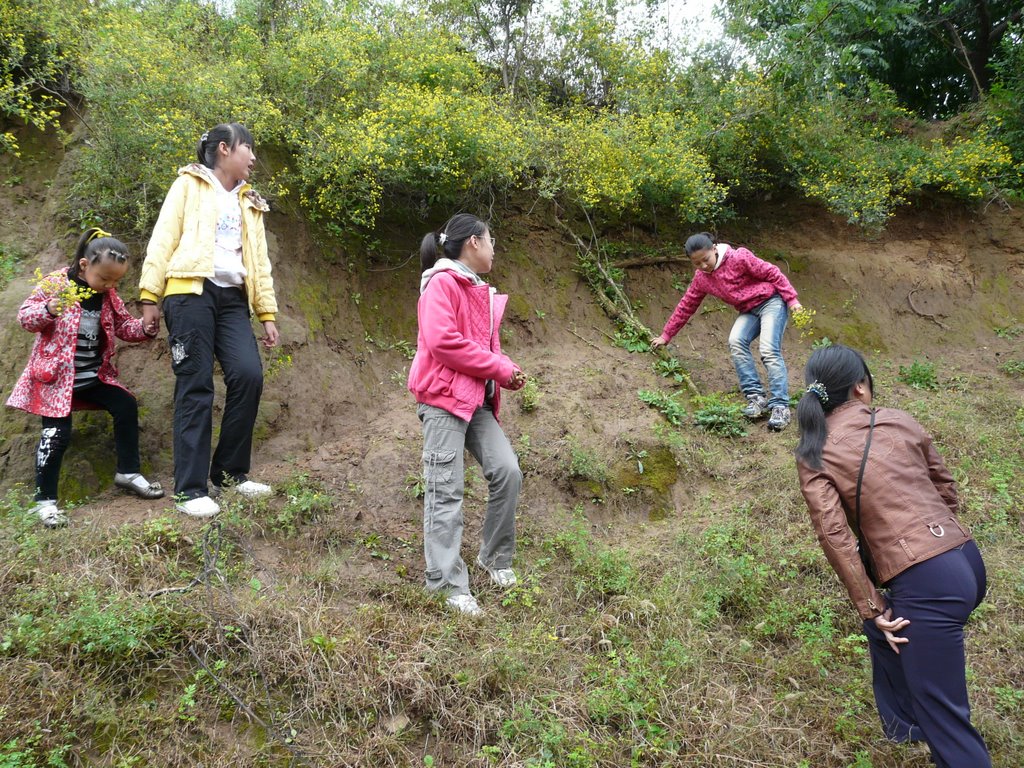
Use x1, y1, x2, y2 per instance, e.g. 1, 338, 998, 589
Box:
1, 362, 1022, 767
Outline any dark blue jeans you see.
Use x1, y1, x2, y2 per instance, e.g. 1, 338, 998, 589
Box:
163, 282, 263, 500
864, 540, 990, 768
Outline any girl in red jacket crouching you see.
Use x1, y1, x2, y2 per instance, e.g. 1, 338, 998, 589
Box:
407, 213, 526, 617
6, 228, 163, 528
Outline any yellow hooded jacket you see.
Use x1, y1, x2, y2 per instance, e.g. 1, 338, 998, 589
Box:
139, 164, 277, 321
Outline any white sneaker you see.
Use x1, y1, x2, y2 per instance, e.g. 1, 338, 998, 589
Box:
211, 480, 272, 499
477, 556, 518, 588
33, 500, 67, 528
235, 480, 272, 498
446, 593, 484, 616
176, 496, 220, 518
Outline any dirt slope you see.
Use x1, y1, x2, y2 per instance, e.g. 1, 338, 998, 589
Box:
1, 121, 1022, 537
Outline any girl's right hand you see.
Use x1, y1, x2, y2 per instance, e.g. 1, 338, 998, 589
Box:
507, 370, 527, 390
874, 609, 911, 654
650, 334, 668, 348
46, 298, 62, 316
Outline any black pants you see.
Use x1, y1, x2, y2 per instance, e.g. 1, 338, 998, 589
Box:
163, 281, 263, 500
35, 382, 141, 501
865, 540, 990, 767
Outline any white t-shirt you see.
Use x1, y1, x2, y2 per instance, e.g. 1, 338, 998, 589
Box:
200, 166, 247, 288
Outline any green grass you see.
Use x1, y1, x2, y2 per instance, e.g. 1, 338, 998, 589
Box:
0, 360, 1021, 766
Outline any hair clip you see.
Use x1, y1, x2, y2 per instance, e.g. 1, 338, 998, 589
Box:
438, 232, 447, 245
200, 132, 210, 143
807, 381, 829, 405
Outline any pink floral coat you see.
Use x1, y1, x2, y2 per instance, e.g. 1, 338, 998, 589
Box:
6, 269, 150, 418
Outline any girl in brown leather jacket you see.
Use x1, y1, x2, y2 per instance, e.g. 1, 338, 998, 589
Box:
795, 344, 989, 768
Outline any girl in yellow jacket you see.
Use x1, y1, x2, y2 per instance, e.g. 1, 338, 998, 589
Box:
140, 122, 279, 518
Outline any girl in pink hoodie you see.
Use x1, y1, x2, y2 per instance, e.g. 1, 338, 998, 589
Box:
407, 213, 526, 616
652, 232, 803, 432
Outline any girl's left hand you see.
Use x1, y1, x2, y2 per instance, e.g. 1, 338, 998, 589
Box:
874, 609, 911, 654
261, 320, 279, 348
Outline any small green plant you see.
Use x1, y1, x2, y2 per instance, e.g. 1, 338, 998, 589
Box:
999, 360, 1024, 377
637, 389, 688, 426
993, 324, 1023, 339
405, 473, 426, 499
898, 359, 939, 390
0, 244, 24, 291
811, 336, 833, 349
613, 326, 650, 353
692, 394, 748, 437
567, 442, 608, 484
519, 377, 541, 413
652, 357, 687, 383
275, 474, 333, 535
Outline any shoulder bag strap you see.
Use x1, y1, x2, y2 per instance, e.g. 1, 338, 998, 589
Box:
854, 408, 876, 529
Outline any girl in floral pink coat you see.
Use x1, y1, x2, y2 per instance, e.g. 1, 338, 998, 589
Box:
6, 228, 163, 528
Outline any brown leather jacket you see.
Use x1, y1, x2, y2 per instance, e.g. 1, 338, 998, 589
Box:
797, 400, 972, 619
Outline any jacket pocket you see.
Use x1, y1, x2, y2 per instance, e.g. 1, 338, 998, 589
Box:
168, 330, 200, 376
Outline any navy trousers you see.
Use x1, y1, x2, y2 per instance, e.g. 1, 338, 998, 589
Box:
163, 282, 263, 500
864, 540, 990, 768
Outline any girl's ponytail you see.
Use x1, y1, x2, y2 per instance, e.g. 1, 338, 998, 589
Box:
420, 232, 441, 272
419, 213, 487, 273
794, 344, 875, 469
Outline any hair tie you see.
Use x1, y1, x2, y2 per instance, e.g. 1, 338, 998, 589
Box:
200, 131, 210, 143
438, 232, 447, 245
86, 228, 112, 244
807, 381, 829, 405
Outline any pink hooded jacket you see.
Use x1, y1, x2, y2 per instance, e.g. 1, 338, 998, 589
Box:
7, 268, 150, 418
407, 263, 518, 422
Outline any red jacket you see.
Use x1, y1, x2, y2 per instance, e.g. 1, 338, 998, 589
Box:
407, 266, 518, 422
6, 269, 150, 418
661, 246, 800, 341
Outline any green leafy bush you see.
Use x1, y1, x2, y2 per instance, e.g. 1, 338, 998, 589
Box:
899, 359, 939, 390
692, 393, 748, 437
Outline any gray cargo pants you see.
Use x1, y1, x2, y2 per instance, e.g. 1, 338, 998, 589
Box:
418, 403, 522, 596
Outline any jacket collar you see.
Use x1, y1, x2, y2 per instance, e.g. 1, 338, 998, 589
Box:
178, 164, 269, 212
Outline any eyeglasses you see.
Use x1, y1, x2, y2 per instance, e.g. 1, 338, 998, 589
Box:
474, 234, 496, 247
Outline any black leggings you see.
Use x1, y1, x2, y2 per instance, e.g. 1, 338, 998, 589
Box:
35, 382, 141, 501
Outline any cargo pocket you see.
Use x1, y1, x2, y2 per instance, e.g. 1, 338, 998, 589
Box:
423, 449, 457, 485
168, 329, 200, 376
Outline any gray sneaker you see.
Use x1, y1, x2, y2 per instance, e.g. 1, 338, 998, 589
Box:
768, 405, 792, 432
741, 394, 769, 419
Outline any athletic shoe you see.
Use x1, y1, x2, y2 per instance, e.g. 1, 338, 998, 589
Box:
768, 405, 792, 432
446, 593, 484, 617
477, 556, 518, 588
741, 394, 769, 419
33, 500, 67, 528
211, 480, 272, 499
176, 496, 220, 518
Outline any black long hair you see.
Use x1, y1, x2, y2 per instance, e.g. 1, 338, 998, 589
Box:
68, 227, 129, 280
196, 122, 254, 169
419, 213, 488, 272
795, 344, 875, 469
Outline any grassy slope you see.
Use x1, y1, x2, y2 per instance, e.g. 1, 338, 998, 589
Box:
1, 130, 1023, 767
